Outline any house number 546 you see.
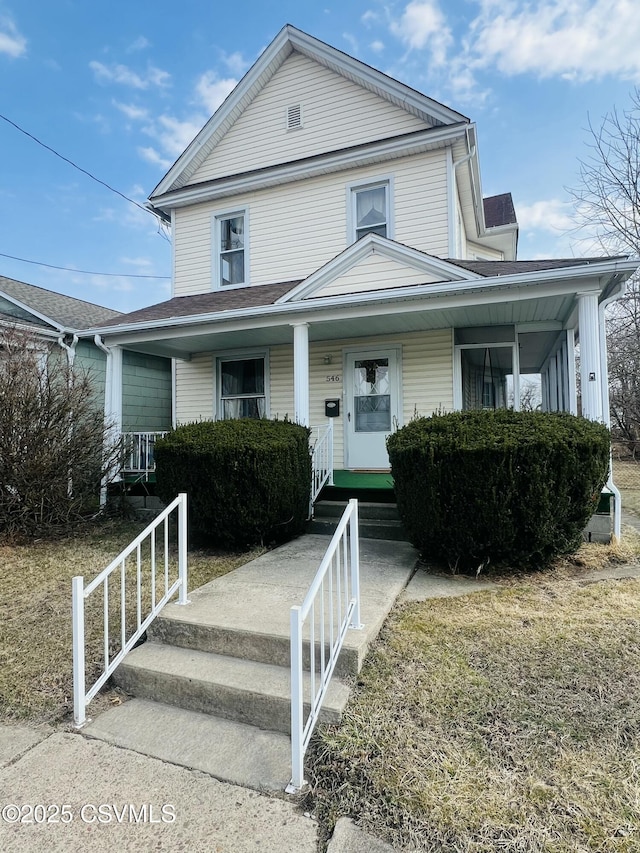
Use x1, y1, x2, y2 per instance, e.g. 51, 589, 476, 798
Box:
325, 374, 342, 382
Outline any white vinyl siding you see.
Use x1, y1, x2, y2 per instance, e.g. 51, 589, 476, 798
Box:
173, 150, 449, 297
466, 241, 504, 261
190, 52, 429, 184
175, 330, 452, 465
310, 253, 445, 299
175, 355, 214, 424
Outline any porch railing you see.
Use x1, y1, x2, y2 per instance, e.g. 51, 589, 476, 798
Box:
72, 492, 189, 727
122, 431, 167, 478
310, 420, 334, 509
287, 498, 362, 793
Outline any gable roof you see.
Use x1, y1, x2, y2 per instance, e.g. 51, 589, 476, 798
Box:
0, 275, 121, 332
149, 24, 469, 200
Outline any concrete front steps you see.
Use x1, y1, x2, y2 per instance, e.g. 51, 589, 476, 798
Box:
83, 535, 418, 793
309, 500, 408, 541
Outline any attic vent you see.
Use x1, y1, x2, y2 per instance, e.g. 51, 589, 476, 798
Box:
286, 103, 303, 130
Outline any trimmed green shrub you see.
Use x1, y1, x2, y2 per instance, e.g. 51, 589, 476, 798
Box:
387, 410, 610, 570
155, 419, 312, 548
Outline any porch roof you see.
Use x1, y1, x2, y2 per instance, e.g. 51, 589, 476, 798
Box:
84, 255, 638, 361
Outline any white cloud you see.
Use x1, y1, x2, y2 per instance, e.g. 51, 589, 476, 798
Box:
138, 146, 172, 169
127, 36, 150, 53
517, 198, 574, 233
469, 0, 640, 83
120, 255, 154, 269
112, 100, 149, 120
390, 0, 452, 65
152, 114, 202, 157
361, 10, 380, 26
195, 71, 237, 114
89, 60, 170, 89
370, 40, 385, 53
0, 16, 26, 58
221, 50, 249, 76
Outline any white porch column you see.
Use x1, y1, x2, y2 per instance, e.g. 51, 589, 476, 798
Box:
292, 322, 310, 427
577, 291, 603, 422
105, 345, 123, 434
566, 328, 578, 415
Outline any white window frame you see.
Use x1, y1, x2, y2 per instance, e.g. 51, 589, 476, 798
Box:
346, 176, 394, 244
212, 207, 250, 290
216, 350, 269, 420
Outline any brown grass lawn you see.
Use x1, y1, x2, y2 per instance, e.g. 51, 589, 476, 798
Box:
0, 518, 260, 724
614, 459, 640, 518
307, 538, 640, 853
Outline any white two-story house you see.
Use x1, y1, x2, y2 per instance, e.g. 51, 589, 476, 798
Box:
86, 25, 639, 528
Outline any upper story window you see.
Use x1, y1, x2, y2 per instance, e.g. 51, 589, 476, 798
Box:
347, 178, 393, 244
215, 210, 247, 288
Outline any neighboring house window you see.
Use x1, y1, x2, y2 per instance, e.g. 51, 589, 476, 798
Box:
219, 356, 266, 419
215, 211, 247, 287
347, 179, 393, 243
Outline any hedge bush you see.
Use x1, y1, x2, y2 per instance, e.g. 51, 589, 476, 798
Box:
155, 419, 312, 548
387, 410, 610, 570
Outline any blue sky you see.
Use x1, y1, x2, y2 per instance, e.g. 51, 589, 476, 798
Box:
1, 0, 639, 314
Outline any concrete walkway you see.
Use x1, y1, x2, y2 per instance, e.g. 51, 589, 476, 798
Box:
4, 536, 638, 852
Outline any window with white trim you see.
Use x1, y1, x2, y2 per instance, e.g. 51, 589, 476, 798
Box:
218, 356, 266, 419
215, 211, 246, 287
348, 180, 391, 243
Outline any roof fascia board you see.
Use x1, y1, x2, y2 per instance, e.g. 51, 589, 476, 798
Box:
150, 125, 468, 211
0, 290, 66, 332
279, 234, 482, 303
86, 258, 639, 340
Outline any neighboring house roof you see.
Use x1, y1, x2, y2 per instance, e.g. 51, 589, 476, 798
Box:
0, 275, 121, 332
483, 194, 517, 229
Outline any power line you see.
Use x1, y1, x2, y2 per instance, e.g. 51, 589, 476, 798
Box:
0, 252, 170, 279
0, 112, 166, 221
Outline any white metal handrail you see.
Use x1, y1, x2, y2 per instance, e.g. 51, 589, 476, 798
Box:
287, 498, 362, 792
122, 431, 167, 476
72, 492, 189, 727
310, 420, 334, 509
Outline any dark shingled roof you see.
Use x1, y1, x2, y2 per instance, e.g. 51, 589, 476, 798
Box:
483, 193, 517, 229
0, 275, 122, 330
446, 257, 620, 277
91, 255, 627, 332
95, 280, 302, 328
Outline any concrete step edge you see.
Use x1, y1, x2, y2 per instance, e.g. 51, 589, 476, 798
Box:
148, 618, 360, 677
114, 643, 350, 734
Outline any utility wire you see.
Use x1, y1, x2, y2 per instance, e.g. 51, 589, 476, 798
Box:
0, 252, 170, 279
0, 112, 160, 220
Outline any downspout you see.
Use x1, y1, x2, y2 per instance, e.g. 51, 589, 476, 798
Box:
599, 281, 627, 540
451, 137, 477, 260
57, 333, 78, 369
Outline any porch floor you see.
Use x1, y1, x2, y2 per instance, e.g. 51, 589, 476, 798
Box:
321, 469, 396, 503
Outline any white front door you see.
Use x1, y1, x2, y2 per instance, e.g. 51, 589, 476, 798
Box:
345, 348, 400, 470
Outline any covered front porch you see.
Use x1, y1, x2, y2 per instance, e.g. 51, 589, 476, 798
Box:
89, 252, 635, 536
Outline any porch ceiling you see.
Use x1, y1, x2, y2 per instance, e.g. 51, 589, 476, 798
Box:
117, 290, 577, 360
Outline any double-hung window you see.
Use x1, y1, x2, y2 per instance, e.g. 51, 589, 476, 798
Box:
348, 179, 392, 243
218, 356, 266, 419
215, 211, 246, 287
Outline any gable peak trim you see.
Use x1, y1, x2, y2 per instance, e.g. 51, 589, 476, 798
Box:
277, 234, 482, 303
